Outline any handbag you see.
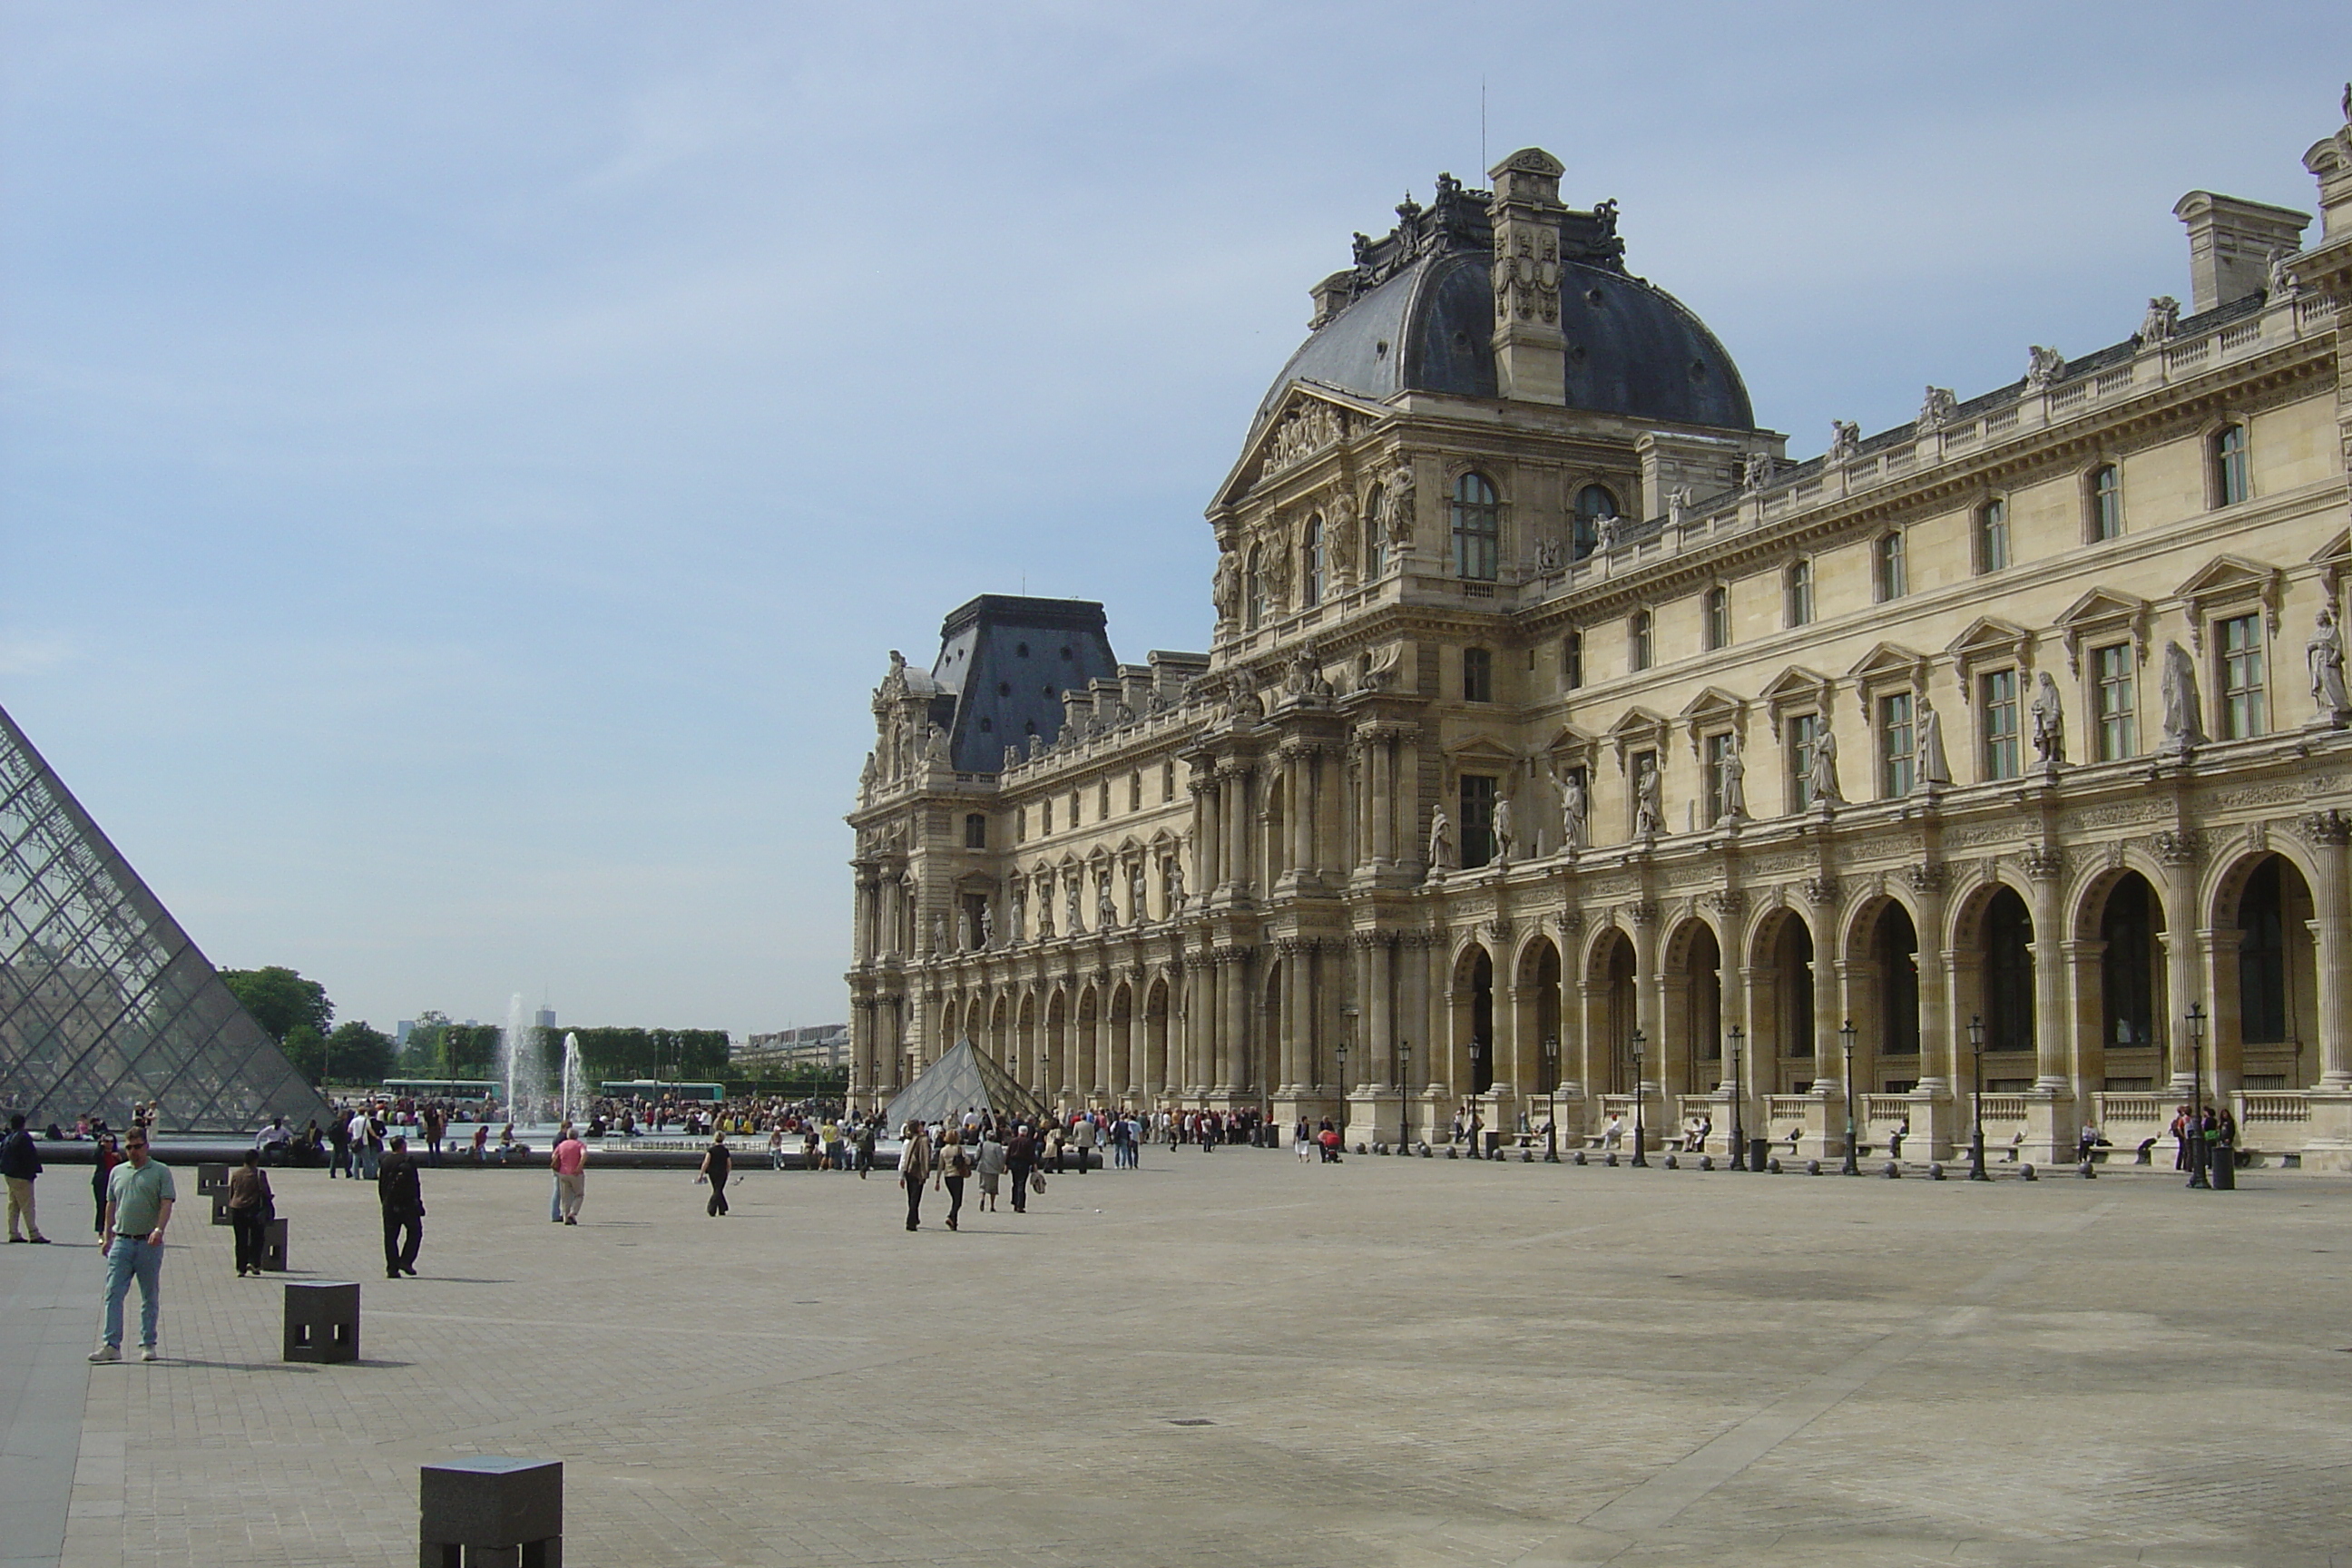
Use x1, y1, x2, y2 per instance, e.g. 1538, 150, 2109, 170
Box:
1031, 1169, 1046, 1193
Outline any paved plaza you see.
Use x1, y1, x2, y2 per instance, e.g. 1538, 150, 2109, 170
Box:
6, 1149, 2352, 1566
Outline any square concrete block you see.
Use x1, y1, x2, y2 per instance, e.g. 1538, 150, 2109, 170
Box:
282, 1279, 358, 1364
419, 1456, 562, 1568
196, 1162, 230, 1194
210, 1191, 233, 1226
260, 1217, 289, 1272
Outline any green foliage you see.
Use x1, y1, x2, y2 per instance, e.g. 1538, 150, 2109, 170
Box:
724, 1065, 848, 1098
220, 965, 334, 1044
561, 1027, 730, 1083
287, 1021, 399, 1087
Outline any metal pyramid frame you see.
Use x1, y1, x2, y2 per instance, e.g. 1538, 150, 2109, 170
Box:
881, 1038, 1049, 1132
0, 702, 329, 1133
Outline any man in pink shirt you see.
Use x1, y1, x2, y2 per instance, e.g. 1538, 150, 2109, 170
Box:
551, 1131, 586, 1225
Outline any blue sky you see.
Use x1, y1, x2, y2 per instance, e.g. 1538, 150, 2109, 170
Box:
3, 2, 2347, 1040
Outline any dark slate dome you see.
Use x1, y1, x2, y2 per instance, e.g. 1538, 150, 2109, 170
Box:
1254, 172, 1754, 433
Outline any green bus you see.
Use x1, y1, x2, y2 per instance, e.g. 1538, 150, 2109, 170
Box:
597, 1080, 725, 1102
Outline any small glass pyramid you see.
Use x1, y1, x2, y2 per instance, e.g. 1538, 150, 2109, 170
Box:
0, 703, 329, 1133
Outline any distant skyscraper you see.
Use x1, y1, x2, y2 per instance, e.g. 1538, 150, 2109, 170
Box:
534, 1006, 556, 1030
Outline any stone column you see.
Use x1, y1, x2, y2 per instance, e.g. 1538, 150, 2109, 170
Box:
2201, 927, 2246, 1095
2024, 846, 2073, 1161
1222, 950, 1250, 1093
1282, 940, 1311, 1092
2061, 938, 2107, 1117
2316, 813, 2352, 1087
2156, 832, 2203, 1094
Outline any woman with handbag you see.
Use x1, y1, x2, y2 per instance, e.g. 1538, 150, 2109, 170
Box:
897, 1122, 933, 1232
226, 1150, 274, 1277
935, 1131, 971, 1231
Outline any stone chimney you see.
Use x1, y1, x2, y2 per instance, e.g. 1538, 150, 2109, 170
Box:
1486, 148, 1567, 406
2173, 191, 2311, 312
2306, 90, 2352, 245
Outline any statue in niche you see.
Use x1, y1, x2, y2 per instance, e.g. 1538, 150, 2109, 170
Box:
1828, 420, 1860, 463
1916, 700, 1951, 788
1036, 886, 1054, 940
1493, 797, 1516, 863
2161, 641, 2207, 750
1549, 765, 1588, 852
1097, 873, 1119, 930
1387, 461, 1417, 544
1328, 491, 1359, 580
1212, 549, 1241, 624
1131, 865, 1149, 922
1632, 761, 1664, 838
2310, 605, 2350, 722
1426, 806, 1456, 873
957, 907, 975, 952
978, 904, 995, 949
930, 914, 947, 955
1808, 724, 1843, 806
1009, 895, 1026, 944
1066, 881, 1083, 936
1167, 857, 1187, 909
1717, 737, 1746, 821
2139, 296, 2180, 344
2031, 671, 2066, 764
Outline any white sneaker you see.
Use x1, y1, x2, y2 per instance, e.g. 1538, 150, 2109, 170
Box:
87, 1346, 120, 1363
139, 1346, 159, 1362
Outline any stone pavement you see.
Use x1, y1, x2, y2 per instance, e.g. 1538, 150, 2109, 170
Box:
11, 1149, 2352, 1566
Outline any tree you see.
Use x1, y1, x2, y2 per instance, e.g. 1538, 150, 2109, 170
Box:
220, 966, 334, 1044
322, 1022, 397, 1086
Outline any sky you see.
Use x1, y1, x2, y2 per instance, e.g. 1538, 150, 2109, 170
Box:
3, 2, 2348, 1042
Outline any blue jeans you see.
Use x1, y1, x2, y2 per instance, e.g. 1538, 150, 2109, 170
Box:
101, 1236, 163, 1348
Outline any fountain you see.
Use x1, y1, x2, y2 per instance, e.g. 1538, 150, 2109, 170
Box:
559, 1032, 585, 1126
498, 994, 544, 1124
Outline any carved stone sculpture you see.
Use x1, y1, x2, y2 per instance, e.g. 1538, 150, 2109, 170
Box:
2024, 345, 2066, 391
2031, 671, 2066, 765
1493, 797, 1516, 863
1717, 737, 1746, 822
1387, 461, 1416, 544
2311, 605, 2350, 722
1553, 767, 1587, 851
1097, 874, 1118, 930
1919, 386, 1957, 430
2139, 296, 2180, 344
1632, 762, 1663, 838
1740, 451, 1774, 493
1666, 486, 1690, 527
1009, 895, 1026, 944
1808, 724, 1843, 806
1916, 700, 1951, 788
1828, 420, 1860, 463
1066, 882, 1083, 936
1168, 858, 1187, 908
923, 724, 949, 765
930, 914, 946, 954
1426, 806, 1456, 873
978, 904, 994, 949
2269, 247, 2300, 300
2162, 641, 2207, 751
1131, 866, 1149, 923
1212, 548, 1241, 624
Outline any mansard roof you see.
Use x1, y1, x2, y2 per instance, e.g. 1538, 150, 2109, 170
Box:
1251, 165, 1756, 436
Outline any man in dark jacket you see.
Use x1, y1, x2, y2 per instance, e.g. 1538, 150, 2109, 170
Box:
1005, 1124, 1035, 1215
377, 1135, 424, 1278
4, 1112, 48, 1242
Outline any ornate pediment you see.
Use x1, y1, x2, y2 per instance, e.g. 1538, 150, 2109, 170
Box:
1759, 666, 1835, 723
1847, 642, 1930, 688
1606, 706, 1669, 769
2311, 531, 2351, 595
2176, 554, 2285, 650
1945, 618, 2035, 692
2055, 589, 2151, 676
1214, 384, 1386, 506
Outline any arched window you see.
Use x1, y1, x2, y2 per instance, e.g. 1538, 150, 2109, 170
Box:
1452, 471, 1500, 581
1300, 516, 1324, 608
1629, 610, 1653, 672
1874, 531, 1906, 602
1703, 586, 1730, 652
1984, 887, 2035, 1056
1363, 488, 1388, 581
1975, 497, 2009, 574
2089, 464, 2122, 541
2213, 424, 2249, 507
1245, 544, 1268, 631
1573, 484, 1618, 560
1785, 559, 1814, 627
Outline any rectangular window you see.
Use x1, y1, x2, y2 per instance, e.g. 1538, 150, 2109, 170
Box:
1161, 761, 1176, 802
2090, 465, 2122, 541
1042, 800, 1054, 835
1070, 790, 1083, 827
1878, 691, 1915, 799
1787, 711, 1818, 811
1129, 771, 1142, 810
1785, 562, 1813, 628
1979, 669, 2020, 780
1015, 809, 1027, 845
1704, 587, 1730, 652
964, 812, 987, 849
2214, 426, 2249, 507
1975, 498, 2009, 574
1099, 779, 1112, 817
1630, 612, 1652, 672
2093, 642, 2136, 760
1702, 730, 1734, 824
1563, 632, 1583, 691
1458, 775, 1497, 867
2219, 612, 2266, 739
1875, 533, 1906, 602
1462, 646, 1494, 702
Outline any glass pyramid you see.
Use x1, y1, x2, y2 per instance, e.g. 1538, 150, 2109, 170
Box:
0, 702, 329, 1134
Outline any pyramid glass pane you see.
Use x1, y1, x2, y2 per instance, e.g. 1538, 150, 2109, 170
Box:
0, 703, 329, 1134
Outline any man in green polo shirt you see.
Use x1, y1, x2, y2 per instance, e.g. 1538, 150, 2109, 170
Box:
90, 1129, 175, 1363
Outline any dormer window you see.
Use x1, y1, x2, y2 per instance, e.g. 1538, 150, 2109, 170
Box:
1453, 472, 1500, 581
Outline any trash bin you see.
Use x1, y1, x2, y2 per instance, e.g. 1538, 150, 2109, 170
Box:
2209, 1139, 2236, 1190
1749, 1137, 1769, 1171
1482, 1130, 1500, 1161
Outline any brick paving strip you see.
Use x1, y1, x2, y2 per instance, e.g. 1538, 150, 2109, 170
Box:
22, 1152, 2352, 1566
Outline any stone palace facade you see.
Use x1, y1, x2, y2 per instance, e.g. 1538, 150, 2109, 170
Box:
848, 99, 2352, 1167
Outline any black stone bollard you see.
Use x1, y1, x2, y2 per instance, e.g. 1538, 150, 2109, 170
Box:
283, 1280, 359, 1364
2020, 1163, 2038, 1181
1766, 1157, 1782, 1174
1663, 1153, 1679, 1170
2079, 1158, 2098, 1180
1882, 1161, 1901, 1178
1699, 1154, 1713, 1171
1928, 1161, 1945, 1180
261, 1218, 289, 1272
1572, 1149, 1587, 1165
1805, 1160, 1821, 1176
420, 1456, 562, 1568
1603, 1151, 1618, 1167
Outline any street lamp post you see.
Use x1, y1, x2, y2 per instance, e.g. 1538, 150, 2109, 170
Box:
1728, 1024, 1746, 1171
1336, 1044, 1349, 1145
2187, 1002, 2210, 1191
1398, 1042, 1413, 1151
1968, 1014, 1988, 1181
1839, 1020, 1859, 1175
1543, 1035, 1560, 1161
1630, 1029, 1648, 1167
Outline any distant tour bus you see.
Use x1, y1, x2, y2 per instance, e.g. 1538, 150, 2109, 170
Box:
378, 1079, 499, 1101
598, 1080, 724, 1102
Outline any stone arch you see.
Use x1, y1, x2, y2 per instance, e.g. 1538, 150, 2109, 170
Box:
1661, 916, 1725, 1100
1748, 904, 1818, 1091
1582, 925, 1640, 1098
1513, 933, 1564, 1094
1950, 878, 2035, 1063
1014, 992, 1036, 1088
1076, 986, 1102, 1103
1450, 939, 1495, 1096
2210, 847, 2320, 1087
1143, 975, 1172, 1100
1843, 892, 1922, 1088
1044, 989, 1069, 1100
